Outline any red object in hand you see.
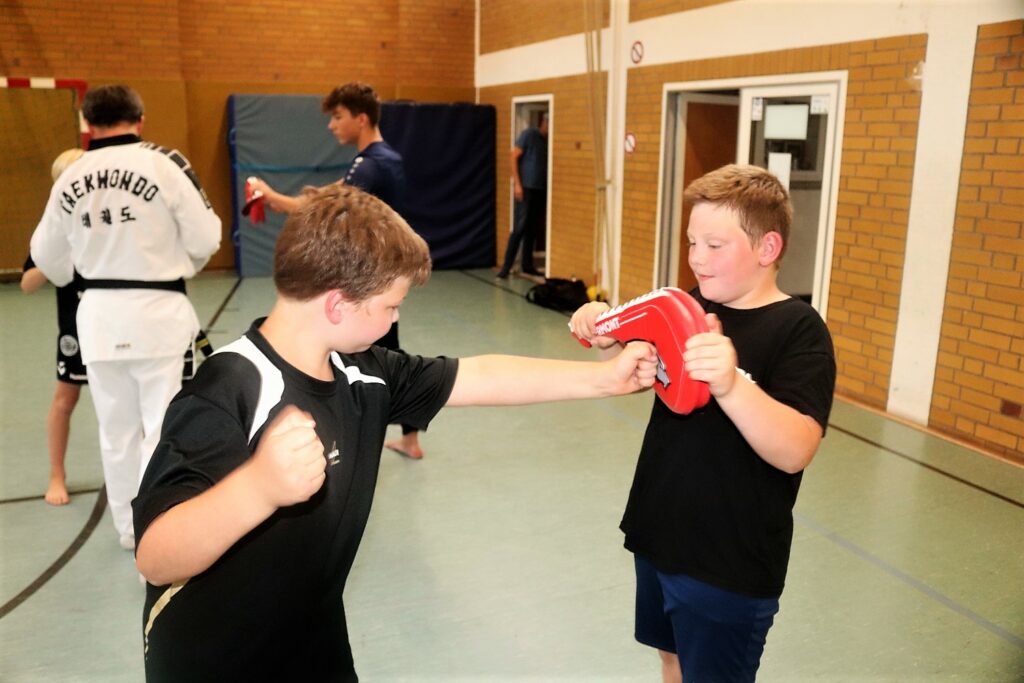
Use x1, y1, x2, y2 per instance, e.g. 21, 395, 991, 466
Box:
243, 176, 265, 224
571, 287, 711, 414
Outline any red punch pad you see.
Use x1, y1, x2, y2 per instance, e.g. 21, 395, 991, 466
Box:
572, 287, 711, 414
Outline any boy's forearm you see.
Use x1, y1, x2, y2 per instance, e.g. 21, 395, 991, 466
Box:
447, 355, 622, 406
715, 377, 822, 474
266, 189, 302, 214
136, 462, 276, 585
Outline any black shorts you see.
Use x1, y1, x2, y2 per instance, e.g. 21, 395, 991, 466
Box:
56, 332, 88, 385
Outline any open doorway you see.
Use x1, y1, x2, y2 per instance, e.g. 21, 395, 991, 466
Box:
657, 91, 739, 293
509, 96, 552, 278
656, 74, 846, 315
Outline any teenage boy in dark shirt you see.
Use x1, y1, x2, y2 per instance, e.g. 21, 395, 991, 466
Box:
253, 82, 427, 460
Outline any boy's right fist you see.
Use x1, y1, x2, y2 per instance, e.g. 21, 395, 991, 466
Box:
250, 405, 326, 508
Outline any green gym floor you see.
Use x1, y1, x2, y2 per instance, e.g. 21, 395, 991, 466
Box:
1, 270, 1022, 682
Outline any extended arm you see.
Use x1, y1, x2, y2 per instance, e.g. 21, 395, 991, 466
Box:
248, 178, 303, 214
446, 344, 657, 407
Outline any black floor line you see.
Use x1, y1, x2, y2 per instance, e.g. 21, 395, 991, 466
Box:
0, 279, 245, 620
828, 423, 1024, 510
205, 276, 243, 330
0, 487, 107, 620
0, 486, 102, 506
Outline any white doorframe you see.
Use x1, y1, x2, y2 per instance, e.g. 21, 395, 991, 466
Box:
655, 71, 847, 317
656, 92, 740, 289
510, 95, 553, 276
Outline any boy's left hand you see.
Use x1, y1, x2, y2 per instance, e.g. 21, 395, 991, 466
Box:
609, 341, 659, 393
682, 313, 738, 398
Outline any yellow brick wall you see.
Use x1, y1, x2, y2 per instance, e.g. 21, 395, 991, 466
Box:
0, 1, 184, 79
397, 0, 476, 100
629, 0, 735, 23
930, 19, 1024, 458
479, 72, 609, 283
1, 0, 475, 271
623, 37, 927, 411
480, 0, 608, 54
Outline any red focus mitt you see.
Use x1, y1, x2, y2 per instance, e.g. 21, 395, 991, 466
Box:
572, 287, 710, 414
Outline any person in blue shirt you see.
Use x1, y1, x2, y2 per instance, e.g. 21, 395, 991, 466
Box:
252, 83, 425, 460
496, 111, 548, 279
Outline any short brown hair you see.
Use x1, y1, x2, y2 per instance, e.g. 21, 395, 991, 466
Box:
273, 184, 431, 302
322, 82, 381, 127
683, 164, 792, 260
82, 85, 144, 127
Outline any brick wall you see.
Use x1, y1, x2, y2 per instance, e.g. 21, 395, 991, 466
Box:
1, 0, 475, 271
479, 72, 608, 283
396, 0, 475, 100
480, 0, 608, 55
930, 19, 1023, 458
629, 0, 734, 23
178, 1, 398, 84
624, 37, 926, 410
0, 89, 80, 275
0, 1, 184, 79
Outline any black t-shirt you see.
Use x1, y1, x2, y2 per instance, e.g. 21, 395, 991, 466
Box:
620, 294, 836, 599
343, 140, 406, 215
134, 320, 457, 682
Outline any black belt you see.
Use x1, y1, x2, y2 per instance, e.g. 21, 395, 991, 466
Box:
80, 278, 186, 294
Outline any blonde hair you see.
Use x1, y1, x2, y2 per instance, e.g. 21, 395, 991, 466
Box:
51, 148, 84, 182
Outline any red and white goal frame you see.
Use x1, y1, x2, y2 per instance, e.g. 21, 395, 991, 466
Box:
0, 77, 90, 147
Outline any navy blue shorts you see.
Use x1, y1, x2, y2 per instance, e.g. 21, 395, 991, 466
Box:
634, 554, 779, 683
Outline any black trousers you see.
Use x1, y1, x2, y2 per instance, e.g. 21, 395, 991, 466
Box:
501, 187, 546, 274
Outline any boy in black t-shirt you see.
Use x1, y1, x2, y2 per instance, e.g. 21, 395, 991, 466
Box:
571, 164, 836, 683
133, 184, 657, 682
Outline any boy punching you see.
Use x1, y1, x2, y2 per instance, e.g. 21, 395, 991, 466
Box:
134, 184, 657, 681
571, 164, 836, 683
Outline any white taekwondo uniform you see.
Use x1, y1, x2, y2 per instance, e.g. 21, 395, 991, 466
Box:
31, 134, 221, 542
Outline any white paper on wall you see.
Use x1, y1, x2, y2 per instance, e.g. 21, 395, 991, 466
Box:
768, 152, 792, 191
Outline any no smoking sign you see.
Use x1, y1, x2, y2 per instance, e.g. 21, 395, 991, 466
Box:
630, 41, 644, 64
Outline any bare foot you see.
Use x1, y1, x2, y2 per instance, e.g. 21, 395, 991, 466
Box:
384, 439, 424, 460
45, 479, 70, 506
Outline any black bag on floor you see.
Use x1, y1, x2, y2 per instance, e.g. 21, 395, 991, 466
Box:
525, 278, 589, 313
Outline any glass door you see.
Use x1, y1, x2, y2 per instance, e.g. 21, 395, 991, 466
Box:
738, 82, 840, 311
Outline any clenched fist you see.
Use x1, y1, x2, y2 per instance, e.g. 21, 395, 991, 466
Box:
250, 405, 326, 508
